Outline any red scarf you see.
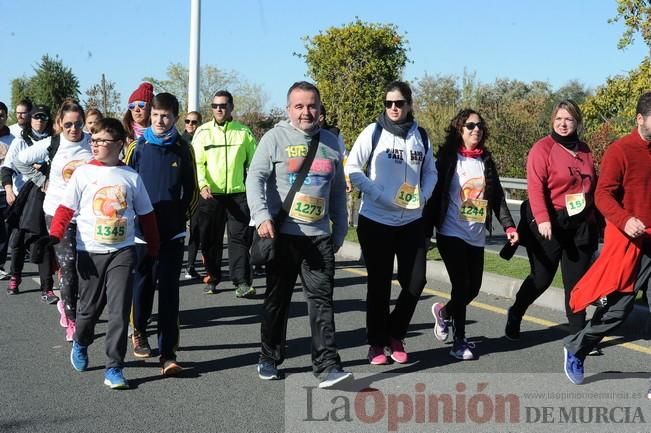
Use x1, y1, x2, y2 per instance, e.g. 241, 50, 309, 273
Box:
458, 146, 484, 158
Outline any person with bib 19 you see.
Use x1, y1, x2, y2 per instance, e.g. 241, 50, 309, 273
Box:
505, 100, 599, 344
346, 81, 437, 366
423, 109, 518, 360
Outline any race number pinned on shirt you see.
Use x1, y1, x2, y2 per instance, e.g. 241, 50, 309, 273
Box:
394, 183, 420, 209
290, 192, 325, 223
565, 192, 586, 216
459, 199, 488, 223
94, 217, 127, 243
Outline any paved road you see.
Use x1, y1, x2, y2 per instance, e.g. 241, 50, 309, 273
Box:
0, 251, 648, 433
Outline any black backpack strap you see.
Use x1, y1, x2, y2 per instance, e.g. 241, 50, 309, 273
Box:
364, 122, 383, 177
47, 135, 61, 161
417, 126, 429, 154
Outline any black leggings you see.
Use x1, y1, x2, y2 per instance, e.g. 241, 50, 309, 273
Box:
511, 226, 595, 334
436, 234, 484, 341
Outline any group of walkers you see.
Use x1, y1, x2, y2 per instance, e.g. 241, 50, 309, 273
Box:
0, 79, 648, 395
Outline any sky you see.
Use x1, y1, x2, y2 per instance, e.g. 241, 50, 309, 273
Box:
0, 0, 648, 114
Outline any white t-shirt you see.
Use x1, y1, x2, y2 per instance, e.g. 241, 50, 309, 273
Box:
439, 155, 487, 247
18, 134, 92, 216
61, 162, 153, 253
8, 124, 22, 138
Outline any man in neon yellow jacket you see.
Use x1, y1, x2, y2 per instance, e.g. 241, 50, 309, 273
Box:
192, 90, 257, 297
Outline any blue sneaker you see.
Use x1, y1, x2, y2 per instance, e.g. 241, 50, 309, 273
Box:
70, 341, 88, 372
318, 367, 353, 389
257, 360, 279, 380
564, 347, 584, 384
104, 368, 129, 389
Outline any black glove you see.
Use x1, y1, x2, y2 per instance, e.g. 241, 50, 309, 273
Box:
137, 254, 156, 275
31, 235, 60, 264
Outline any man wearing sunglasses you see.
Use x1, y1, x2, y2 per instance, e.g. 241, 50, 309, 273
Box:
192, 90, 257, 298
8, 99, 32, 138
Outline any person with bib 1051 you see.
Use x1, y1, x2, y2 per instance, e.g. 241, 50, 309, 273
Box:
346, 81, 437, 366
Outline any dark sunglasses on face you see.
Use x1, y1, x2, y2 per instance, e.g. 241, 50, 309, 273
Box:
211, 103, 229, 110
384, 100, 406, 109
184, 119, 198, 125
32, 114, 49, 121
63, 120, 84, 129
128, 101, 147, 110
464, 122, 485, 131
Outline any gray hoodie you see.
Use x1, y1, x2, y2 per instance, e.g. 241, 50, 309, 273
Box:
246, 120, 347, 247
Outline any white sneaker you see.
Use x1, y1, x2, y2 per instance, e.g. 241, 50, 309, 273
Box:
432, 303, 449, 342
0, 268, 10, 280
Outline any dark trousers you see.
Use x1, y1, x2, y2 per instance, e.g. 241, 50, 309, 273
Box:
9, 228, 53, 291
260, 234, 341, 377
437, 233, 484, 341
46, 215, 78, 321
510, 226, 595, 334
565, 242, 651, 359
132, 238, 184, 360
357, 215, 427, 346
0, 194, 9, 266
75, 247, 135, 369
197, 193, 251, 286
186, 211, 201, 270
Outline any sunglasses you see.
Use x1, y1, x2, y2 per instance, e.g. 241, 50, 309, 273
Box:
63, 120, 84, 129
32, 114, 49, 121
184, 119, 199, 125
211, 103, 229, 110
464, 122, 485, 131
91, 138, 120, 147
128, 101, 147, 110
384, 100, 407, 109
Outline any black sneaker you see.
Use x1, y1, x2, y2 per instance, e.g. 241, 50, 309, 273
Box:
41, 290, 60, 304
203, 283, 218, 295
504, 307, 521, 341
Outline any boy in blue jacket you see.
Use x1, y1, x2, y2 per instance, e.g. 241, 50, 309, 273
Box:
124, 92, 199, 375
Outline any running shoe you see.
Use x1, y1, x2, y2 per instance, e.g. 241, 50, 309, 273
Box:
41, 290, 59, 304
70, 341, 88, 372
388, 337, 408, 364
104, 368, 129, 389
66, 320, 76, 343
203, 283, 218, 295
0, 268, 10, 280
6, 275, 20, 295
563, 347, 584, 384
184, 267, 200, 280
57, 300, 68, 327
235, 285, 256, 298
432, 302, 449, 342
161, 359, 183, 376
257, 360, 279, 380
318, 367, 353, 389
450, 339, 476, 360
367, 345, 388, 365
132, 329, 152, 358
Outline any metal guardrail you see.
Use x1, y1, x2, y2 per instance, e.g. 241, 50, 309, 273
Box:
500, 177, 527, 204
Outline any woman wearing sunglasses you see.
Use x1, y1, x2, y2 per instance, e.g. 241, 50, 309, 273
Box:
505, 100, 598, 343
346, 81, 437, 365
1, 104, 57, 302
122, 83, 153, 142
15, 99, 92, 341
425, 109, 518, 360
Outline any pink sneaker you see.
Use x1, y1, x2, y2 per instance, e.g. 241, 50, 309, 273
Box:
389, 337, 408, 364
367, 345, 388, 365
66, 320, 76, 342
57, 300, 68, 328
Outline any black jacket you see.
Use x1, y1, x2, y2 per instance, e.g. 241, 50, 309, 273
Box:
423, 147, 514, 238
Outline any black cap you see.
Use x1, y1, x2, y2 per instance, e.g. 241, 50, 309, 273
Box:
30, 104, 50, 117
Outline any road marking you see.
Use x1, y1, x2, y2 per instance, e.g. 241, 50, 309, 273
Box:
342, 266, 651, 355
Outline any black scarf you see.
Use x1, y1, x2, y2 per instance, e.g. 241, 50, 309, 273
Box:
551, 130, 580, 151
377, 111, 414, 139
0, 126, 9, 138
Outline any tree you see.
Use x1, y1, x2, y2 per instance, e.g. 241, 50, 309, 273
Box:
28, 55, 79, 111
298, 19, 409, 146
84, 74, 122, 117
143, 63, 267, 124
609, 0, 651, 58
